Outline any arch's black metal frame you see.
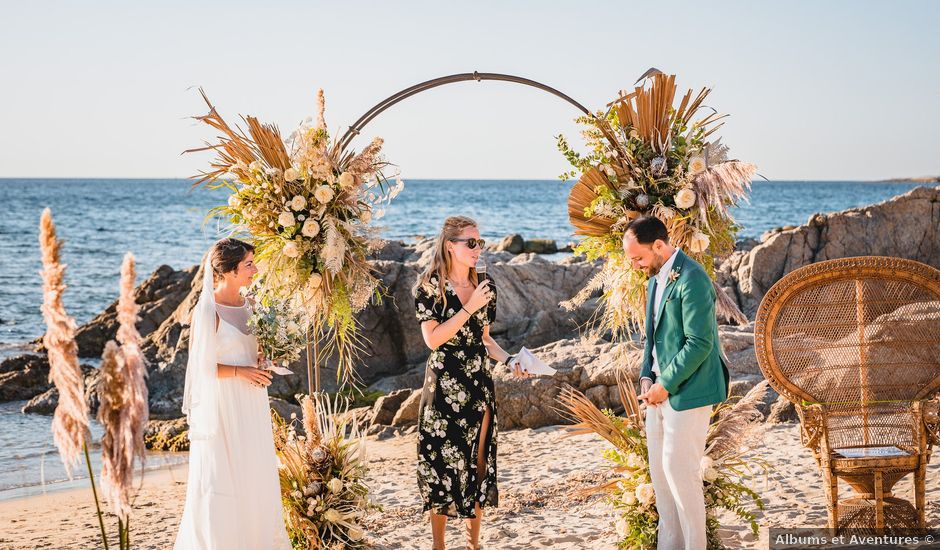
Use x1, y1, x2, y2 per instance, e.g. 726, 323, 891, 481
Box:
336, 71, 592, 151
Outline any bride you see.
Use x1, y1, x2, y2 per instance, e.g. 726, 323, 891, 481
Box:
174, 238, 290, 549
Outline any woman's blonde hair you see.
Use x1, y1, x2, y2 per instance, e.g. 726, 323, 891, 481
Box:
413, 215, 480, 305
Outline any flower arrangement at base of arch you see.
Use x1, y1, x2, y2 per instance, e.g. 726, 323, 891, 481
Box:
559, 371, 771, 549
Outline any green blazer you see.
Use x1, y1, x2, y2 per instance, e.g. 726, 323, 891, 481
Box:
639, 250, 729, 411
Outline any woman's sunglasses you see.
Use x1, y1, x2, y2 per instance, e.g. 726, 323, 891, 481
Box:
450, 237, 486, 250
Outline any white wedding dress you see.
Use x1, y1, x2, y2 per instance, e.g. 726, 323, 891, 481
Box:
174, 300, 291, 550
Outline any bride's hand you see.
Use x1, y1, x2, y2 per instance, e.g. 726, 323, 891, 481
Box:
464, 280, 493, 313
236, 366, 273, 388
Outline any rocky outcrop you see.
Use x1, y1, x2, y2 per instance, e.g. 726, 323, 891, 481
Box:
129, 241, 602, 418
73, 265, 198, 358
0, 354, 51, 402
720, 185, 940, 316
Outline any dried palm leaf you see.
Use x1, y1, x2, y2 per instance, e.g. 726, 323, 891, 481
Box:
568, 167, 617, 236
557, 385, 634, 450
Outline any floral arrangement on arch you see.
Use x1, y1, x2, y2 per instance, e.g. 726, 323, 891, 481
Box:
559, 370, 770, 549
188, 88, 404, 381
274, 393, 376, 549
558, 71, 754, 336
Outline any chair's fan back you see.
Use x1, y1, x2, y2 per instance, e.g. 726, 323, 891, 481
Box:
755, 257, 940, 406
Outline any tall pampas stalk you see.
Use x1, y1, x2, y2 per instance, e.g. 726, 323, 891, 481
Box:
39, 208, 109, 549
38, 208, 89, 476
98, 253, 149, 548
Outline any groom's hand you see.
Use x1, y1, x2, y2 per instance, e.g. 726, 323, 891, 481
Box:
639, 383, 669, 406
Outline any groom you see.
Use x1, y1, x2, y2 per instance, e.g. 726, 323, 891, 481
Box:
624, 216, 729, 550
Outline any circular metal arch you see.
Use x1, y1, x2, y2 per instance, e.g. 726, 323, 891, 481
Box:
336, 71, 592, 151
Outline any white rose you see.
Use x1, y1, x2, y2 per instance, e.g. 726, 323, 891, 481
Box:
323, 508, 342, 523
228, 194, 241, 208
347, 526, 364, 541
278, 211, 296, 227
627, 453, 644, 469
635, 483, 655, 507
284, 167, 300, 181
674, 188, 696, 210
704, 467, 719, 483
328, 478, 344, 493
615, 517, 629, 538
314, 185, 334, 203
700, 456, 714, 471
301, 219, 320, 238
688, 155, 707, 175
622, 488, 637, 505
290, 195, 307, 211
689, 231, 710, 253
282, 241, 300, 258
338, 171, 355, 188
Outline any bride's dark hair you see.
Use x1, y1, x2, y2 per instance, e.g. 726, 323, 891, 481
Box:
210, 238, 255, 282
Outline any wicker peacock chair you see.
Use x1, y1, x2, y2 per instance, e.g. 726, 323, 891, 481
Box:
754, 256, 940, 530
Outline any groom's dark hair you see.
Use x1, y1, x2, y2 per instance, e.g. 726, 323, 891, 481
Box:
624, 216, 669, 246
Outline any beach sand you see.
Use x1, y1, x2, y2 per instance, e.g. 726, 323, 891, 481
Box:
2, 424, 938, 549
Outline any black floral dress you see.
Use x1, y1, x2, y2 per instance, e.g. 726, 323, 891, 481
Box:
414, 274, 499, 518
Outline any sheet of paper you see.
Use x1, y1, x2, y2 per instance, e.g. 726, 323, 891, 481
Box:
516, 347, 556, 376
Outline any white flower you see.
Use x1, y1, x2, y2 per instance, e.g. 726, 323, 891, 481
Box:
284, 167, 300, 181
264, 167, 280, 178
689, 231, 710, 253
328, 478, 344, 493
290, 195, 307, 211
301, 219, 320, 238
700, 456, 714, 470
290, 490, 302, 499
674, 187, 696, 210
278, 211, 296, 227
347, 526, 364, 541
626, 453, 644, 469
249, 160, 262, 172
615, 517, 629, 537
282, 241, 300, 258
635, 194, 650, 209
688, 155, 708, 175
704, 467, 719, 482
228, 194, 241, 208
338, 171, 355, 188
360, 210, 372, 223
635, 483, 655, 507
314, 185, 334, 203
323, 508, 343, 523
622, 488, 637, 505
602, 164, 616, 177
308, 272, 323, 288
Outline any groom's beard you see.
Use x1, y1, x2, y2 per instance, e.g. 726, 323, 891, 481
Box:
646, 253, 667, 277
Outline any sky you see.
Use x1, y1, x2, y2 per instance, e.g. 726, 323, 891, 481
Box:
1, 1, 938, 181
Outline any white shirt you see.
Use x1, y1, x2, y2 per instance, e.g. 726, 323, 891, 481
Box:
649, 248, 680, 377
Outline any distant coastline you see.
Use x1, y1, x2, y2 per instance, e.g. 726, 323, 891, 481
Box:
881, 175, 940, 183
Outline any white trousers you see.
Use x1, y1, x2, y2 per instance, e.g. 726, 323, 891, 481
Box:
645, 399, 712, 550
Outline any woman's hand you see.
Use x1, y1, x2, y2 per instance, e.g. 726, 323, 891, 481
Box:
464, 280, 492, 313
509, 356, 531, 378
235, 365, 273, 388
